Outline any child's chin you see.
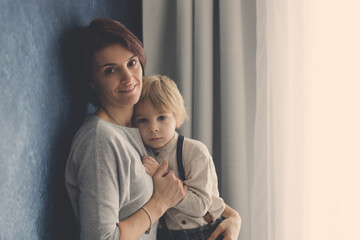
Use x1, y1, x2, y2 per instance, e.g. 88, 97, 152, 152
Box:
148, 142, 165, 149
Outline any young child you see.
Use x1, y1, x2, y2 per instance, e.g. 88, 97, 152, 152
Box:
133, 75, 225, 240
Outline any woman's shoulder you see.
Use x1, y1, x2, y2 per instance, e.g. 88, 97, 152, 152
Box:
68, 115, 147, 165
72, 115, 113, 143
71, 115, 146, 154
74, 115, 138, 141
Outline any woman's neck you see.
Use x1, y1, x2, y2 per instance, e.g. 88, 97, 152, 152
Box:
95, 105, 133, 127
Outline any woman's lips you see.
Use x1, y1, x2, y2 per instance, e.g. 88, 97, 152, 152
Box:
118, 84, 136, 93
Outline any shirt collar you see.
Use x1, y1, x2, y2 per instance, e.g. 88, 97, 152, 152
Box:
152, 132, 179, 157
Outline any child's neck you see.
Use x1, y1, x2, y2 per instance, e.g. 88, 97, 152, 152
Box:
150, 132, 177, 150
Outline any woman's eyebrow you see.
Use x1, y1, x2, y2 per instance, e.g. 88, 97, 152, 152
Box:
98, 63, 117, 68
128, 55, 137, 60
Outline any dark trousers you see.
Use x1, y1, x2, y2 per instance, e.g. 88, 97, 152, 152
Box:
157, 217, 224, 240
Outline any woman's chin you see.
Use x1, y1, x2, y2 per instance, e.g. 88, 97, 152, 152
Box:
116, 91, 141, 106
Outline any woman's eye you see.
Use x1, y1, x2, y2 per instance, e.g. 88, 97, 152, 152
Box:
158, 116, 166, 121
128, 59, 137, 67
104, 67, 117, 75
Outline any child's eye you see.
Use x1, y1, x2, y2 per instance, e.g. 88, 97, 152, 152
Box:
158, 116, 166, 121
136, 118, 147, 124
104, 67, 118, 75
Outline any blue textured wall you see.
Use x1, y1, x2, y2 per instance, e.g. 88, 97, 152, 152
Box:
0, 0, 141, 239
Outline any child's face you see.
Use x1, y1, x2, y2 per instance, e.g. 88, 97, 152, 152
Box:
133, 98, 177, 149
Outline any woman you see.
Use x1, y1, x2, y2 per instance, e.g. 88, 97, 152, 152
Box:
65, 18, 241, 240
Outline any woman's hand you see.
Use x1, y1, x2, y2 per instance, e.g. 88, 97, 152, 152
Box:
208, 205, 241, 240
117, 160, 187, 240
142, 156, 160, 177
152, 160, 188, 211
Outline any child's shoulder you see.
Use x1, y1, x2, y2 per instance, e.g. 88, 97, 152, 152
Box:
183, 136, 211, 157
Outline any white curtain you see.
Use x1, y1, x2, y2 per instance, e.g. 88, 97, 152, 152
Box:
255, 0, 360, 240
142, 0, 360, 240
254, 0, 307, 239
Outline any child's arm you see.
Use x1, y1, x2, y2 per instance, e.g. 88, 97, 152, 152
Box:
142, 156, 160, 177
169, 141, 220, 218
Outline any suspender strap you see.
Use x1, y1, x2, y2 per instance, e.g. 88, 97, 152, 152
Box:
176, 134, 185, 181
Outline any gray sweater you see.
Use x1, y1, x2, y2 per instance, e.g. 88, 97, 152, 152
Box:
65, 115, 158, 240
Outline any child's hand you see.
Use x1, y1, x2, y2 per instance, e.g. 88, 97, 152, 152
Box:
142, 156, 160, 177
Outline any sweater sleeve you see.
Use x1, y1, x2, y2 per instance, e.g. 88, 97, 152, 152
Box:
76, 133, 121, 240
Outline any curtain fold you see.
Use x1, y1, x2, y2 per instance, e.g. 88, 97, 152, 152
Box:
218, 2, 249, 239
175, 0, 193, 137
192, 0, 213, 148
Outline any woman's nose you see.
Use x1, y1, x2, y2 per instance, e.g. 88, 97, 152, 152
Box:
120, 68, 132, 84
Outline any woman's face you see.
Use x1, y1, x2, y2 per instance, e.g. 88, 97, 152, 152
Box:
90, 43, 143, 109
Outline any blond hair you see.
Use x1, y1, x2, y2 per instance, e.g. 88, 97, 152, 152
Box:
135, 75, 188, 127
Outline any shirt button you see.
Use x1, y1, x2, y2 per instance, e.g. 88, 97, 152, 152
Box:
154, 152, 160, 157
181, 220, 187, 224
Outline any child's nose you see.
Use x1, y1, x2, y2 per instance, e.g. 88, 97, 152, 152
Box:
149, 123, 159, 133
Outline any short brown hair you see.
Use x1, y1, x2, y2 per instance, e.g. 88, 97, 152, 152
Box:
82, 18, 146, 106
135, 75, 188, 127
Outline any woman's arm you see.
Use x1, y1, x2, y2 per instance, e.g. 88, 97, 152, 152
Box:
208, 204, 241, 240
117, 160, 187, 240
